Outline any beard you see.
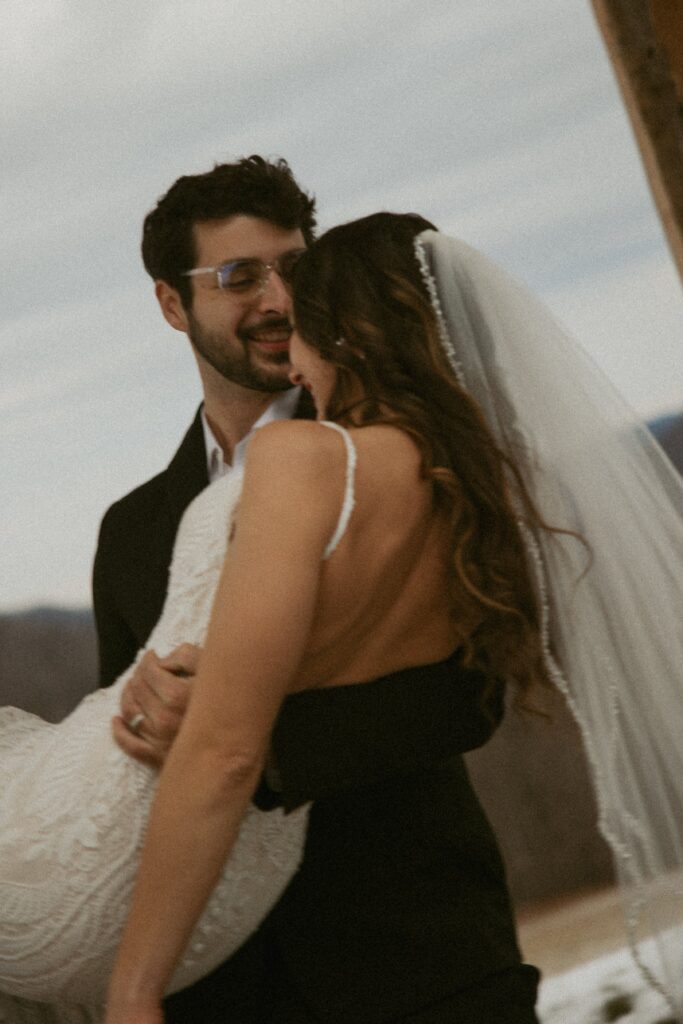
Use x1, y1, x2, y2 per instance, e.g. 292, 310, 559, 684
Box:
187, 311, 294, 394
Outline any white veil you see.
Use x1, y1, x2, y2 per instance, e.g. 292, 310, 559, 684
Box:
415, 230, 683, 1014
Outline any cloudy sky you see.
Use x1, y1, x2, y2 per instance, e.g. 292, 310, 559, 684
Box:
3, 0, 682, 611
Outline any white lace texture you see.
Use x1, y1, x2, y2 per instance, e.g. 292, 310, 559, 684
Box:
0, 470, 309, 1021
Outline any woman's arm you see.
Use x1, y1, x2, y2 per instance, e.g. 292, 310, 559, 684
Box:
105, 421, 345, 1023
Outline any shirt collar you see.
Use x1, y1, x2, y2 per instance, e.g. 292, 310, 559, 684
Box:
201, 387, 302, 482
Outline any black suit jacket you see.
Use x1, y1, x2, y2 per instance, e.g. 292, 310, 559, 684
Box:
92, 405, 518, 1022
93, 407, 210, 685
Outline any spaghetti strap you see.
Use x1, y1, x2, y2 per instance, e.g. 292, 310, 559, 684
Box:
319, 421, 357, 560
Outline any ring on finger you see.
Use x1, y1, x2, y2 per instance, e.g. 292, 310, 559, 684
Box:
127, 712, 147, 736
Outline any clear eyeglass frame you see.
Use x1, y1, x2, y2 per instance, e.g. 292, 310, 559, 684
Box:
181, 248, 306, 297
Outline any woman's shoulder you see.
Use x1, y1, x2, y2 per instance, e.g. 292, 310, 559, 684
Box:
244, 420, 351, 500
247, 419, 417, 488
248, 419, 347, 465
238, 421, 352, 551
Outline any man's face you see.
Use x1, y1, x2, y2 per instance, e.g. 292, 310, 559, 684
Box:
185, 215, 305, 393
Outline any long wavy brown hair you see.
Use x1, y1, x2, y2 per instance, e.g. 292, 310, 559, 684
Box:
292, 211, 555, 707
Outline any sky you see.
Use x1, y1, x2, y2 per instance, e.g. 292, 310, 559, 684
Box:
2, 0, 682, 610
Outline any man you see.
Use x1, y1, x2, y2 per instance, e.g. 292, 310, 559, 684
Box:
94, 157, 316, 682
93, 157, 513, 1022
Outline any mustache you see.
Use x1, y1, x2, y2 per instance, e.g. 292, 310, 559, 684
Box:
238, 316, 292, 343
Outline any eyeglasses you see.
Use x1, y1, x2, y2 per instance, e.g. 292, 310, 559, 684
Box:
182, 248, 305, 297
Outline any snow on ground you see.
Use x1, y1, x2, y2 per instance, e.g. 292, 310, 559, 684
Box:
538, 945, 678, 1023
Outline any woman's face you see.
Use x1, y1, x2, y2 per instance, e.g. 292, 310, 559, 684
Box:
288, 330, 337, 418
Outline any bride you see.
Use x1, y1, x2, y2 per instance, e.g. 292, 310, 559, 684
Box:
2, 212, 682, 1024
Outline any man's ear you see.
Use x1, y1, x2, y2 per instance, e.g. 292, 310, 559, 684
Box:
155, 280, 189, 333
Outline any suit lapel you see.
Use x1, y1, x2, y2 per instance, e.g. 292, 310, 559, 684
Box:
121, 409, 208, 648
164, 406, 210, 528
145, 406, 209, 597
160, 391, 311, 565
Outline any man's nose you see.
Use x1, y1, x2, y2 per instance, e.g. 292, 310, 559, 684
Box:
255, 267, 291, 314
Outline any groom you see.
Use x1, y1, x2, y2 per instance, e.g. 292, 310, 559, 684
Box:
93, 157, 511, 1022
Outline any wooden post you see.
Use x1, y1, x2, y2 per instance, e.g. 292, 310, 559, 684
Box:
591, 0, 683, 281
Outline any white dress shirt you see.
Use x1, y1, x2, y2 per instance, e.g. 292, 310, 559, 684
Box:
200, 387, 302, 483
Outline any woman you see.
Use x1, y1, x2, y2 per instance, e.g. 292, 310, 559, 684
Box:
105, 213, 551, 1024
105, 213, 683, 1023
3, 214, 682, 1022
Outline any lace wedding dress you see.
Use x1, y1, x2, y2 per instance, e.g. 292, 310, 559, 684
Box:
0, 469, 310, 1024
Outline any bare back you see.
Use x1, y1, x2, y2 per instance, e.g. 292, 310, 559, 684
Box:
294, 423, 463, 691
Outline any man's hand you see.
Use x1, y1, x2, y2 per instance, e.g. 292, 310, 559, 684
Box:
112, 644, 200, 767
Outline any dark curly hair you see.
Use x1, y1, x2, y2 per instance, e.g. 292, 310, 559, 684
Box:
292, 212, 558, 707
141, 156, 316, 309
